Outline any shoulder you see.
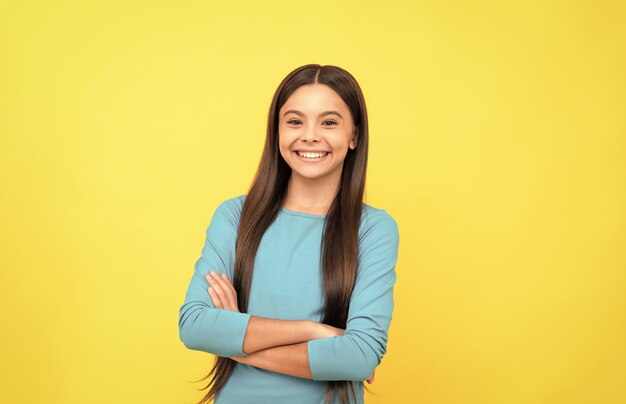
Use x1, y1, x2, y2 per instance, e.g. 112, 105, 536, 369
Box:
359, 203, 399, 246
214, 194, 246, 216
208, 194, 247, 230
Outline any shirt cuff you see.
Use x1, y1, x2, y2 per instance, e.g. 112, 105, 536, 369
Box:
218, 310, 252, 357
307, 336, 339, 380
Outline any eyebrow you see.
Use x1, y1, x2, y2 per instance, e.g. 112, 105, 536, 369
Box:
282, 109, 343, 119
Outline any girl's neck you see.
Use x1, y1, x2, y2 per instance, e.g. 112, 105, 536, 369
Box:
282, 173, 340, 216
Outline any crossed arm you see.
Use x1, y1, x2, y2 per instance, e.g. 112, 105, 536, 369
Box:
205, 270, 376, 383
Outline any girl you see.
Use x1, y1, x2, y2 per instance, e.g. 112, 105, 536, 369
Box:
179, 64, 400, 404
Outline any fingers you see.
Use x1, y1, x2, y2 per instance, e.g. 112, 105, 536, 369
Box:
207, 285, 223, 308
219, 273, 238, 296
206, 271, 233, 309
366, 369, 376, 384
216, 273, 239, 309
205, 270, 238, 311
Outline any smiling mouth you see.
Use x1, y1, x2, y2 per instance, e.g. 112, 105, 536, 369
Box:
295, 150, 330, 159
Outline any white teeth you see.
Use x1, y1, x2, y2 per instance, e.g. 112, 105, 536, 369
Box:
297, 151, 328, 159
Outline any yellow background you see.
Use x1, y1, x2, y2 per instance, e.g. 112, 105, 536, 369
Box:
1, 1, 624, 403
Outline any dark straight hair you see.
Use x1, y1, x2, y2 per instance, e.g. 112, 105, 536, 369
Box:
195, 63, 370, 404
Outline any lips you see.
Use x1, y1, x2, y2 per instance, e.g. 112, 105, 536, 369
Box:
293, 150, 331, 162
295, 150, 330, 157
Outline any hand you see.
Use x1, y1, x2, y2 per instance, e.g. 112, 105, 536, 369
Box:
205, 270, 240, 312
229, 355, 249, 364
313, 322, 345, 339
366, 369, 375, 384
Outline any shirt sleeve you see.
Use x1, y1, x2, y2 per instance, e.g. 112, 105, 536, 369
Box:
307, 210, 400, 381
178, 197, 252, 357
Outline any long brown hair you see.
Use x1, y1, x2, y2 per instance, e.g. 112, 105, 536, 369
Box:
195, 64, 371, 404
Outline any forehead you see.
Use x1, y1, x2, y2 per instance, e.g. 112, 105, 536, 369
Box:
280, 84, 350, 115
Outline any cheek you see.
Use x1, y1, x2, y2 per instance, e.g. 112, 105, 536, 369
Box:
277, 136, 293, 161
277, 130, 286, 148
278, 144, 289, 160
278, 129, 299, 150
277, 126, 289, 142
329, 137, 351, 152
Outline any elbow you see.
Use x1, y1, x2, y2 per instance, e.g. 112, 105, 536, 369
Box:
332, 350, 378, 381
179, 326, 196, 351
179, 327, 224, 355
179, 332, 194, 350
350, 351, 379, 381
346, 331, 385, 381
178, 305, 212, 353
179, 332, 205, 353
178, 311, 199, 351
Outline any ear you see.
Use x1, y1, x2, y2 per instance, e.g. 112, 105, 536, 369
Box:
350, 127, 358, 150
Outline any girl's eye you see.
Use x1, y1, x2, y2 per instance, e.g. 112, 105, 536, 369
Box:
286, 119, 337, 126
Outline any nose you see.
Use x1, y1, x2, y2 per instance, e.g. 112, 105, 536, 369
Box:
301, 124, 320, 143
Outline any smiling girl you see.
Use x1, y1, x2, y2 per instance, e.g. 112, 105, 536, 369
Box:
178, 64, 400, 404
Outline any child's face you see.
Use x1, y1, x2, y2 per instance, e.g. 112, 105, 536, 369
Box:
278, 83, 357, 183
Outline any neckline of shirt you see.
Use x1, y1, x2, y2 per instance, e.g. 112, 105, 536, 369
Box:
280, 205, 328, 220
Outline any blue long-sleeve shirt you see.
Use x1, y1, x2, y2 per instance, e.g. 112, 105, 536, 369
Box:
178, 194, 400, 404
